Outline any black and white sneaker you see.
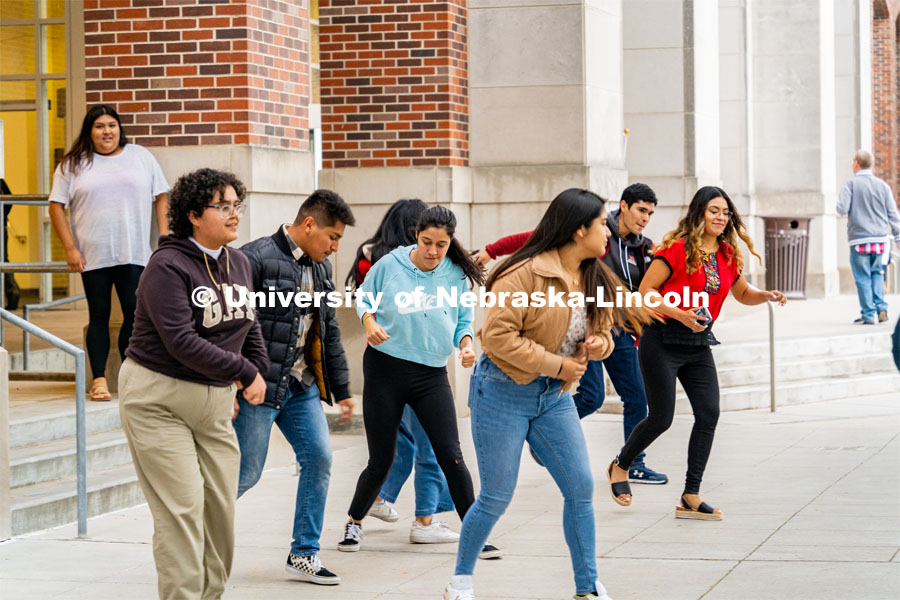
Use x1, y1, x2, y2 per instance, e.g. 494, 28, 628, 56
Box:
337, 521, 363, 552
478, 543, 503, 559
285, 553, 340, 585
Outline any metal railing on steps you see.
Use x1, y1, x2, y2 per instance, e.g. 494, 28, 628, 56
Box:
1, 307, 87, 537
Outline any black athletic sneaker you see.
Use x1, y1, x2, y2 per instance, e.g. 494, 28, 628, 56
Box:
479, 543, 503, 559
285, 553, 340, 585
337, 521, 363, 552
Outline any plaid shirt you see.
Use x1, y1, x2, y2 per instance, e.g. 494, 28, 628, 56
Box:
855, 241, 887, 254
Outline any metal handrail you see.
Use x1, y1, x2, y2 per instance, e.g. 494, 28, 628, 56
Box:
768, 301, 776, 412
0, 308, 87, 537
0, 194, 69, 347
23, 295, 86, 370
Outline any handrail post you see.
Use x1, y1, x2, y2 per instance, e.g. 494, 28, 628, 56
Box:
23, 305, 30, 371
768, 301, 776, 412
75, 352, 87, 537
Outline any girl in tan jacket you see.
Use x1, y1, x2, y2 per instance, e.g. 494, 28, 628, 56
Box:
444, 189, 647, 600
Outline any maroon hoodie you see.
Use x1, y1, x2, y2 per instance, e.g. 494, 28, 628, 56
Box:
125, 235, 269, 388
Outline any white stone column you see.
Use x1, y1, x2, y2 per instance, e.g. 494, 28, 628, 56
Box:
834, 0, 874, 292
624, 0, 721, 243
468, 0, 628, 247
719, 0, 765, 285
751, 0, 839, 297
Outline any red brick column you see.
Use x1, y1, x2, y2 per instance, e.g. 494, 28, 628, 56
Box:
318, 0, 468, 169
83, 0, 310, 149
872, 0, 899, 201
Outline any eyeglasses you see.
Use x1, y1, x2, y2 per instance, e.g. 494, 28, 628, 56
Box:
206, 203, 245, 218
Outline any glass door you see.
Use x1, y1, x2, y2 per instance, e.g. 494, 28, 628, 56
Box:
0, 0, 69, 302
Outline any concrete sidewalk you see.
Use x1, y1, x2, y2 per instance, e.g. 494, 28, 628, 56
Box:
2, 393, 898, 599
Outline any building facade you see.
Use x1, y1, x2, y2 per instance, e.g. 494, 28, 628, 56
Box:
1, 0, 898, 302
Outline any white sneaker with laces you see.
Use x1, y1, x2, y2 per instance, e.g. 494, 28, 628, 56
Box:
443, 582, 475, 600
368, 499, 399, 523
410, 519, 460, 544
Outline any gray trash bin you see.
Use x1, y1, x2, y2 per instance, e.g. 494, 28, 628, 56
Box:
763, 217, 810, 299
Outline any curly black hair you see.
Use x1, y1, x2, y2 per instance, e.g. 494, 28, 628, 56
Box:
168, 168, 246, 239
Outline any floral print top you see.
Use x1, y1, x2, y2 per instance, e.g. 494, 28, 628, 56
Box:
700, 250, 720, 295
559, 305, 589, 357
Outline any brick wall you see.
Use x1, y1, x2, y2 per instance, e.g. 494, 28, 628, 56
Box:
83, 0, 310, 150
318, 0, 468, 169
872, 1, 899, 201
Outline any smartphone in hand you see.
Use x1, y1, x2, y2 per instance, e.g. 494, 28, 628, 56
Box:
695, 306, 713, 326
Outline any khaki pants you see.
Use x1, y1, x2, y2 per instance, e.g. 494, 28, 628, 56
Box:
119, 359, 240, 600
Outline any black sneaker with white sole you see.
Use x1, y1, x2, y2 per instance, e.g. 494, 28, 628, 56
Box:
337, 521, 363, 552
479, 543, 503, 559
285, 553, 341, 585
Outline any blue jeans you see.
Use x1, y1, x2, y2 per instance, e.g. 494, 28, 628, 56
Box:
233, 379, 332, 556
456, 356, 599, 595
379, 405, 455, 517
572, 330, 648, 468
850, 247, 888, 321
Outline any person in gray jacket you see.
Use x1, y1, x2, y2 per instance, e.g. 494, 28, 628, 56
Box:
836, 150, 900, 324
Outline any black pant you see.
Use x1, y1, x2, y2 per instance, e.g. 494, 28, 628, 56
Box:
618, 323, 720, 495
81, 264, 143, 379
348, 346, 476, 521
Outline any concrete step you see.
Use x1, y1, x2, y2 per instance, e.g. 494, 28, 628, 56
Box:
715, 353, 897, 388
10, 430, 132, 489
675, 371, 900, 412
711, 331, 892, 367
9, 370, 77, 381
7, 348, 76, 372
10, 464, 143, 536
9, 398, 122, 448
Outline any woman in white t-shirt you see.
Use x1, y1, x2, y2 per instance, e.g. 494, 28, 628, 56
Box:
49, 105, 170, 401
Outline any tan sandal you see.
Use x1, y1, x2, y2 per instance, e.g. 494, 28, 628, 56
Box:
675, 495, 722, 520
89, 380, 112, 401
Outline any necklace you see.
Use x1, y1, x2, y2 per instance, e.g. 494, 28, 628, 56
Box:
203, 247, 230, 288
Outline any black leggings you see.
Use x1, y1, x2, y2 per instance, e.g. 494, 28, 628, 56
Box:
81, 264, 143, 379
618, 324, 720, 495
348, 346, 476, 521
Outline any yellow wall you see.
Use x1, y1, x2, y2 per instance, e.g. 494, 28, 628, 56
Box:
1, 112, 40, 289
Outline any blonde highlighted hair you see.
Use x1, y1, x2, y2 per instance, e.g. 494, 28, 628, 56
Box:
659, 186, 761, 275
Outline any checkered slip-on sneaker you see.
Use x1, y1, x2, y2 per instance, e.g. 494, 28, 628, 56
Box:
285, 553, 340, 585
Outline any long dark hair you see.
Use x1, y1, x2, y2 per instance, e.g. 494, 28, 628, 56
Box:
487, 188, 649, 333
345, 198, 427, 289
60, 105, 128, 175
659, 185, 761, 274
416, 206, 484, 287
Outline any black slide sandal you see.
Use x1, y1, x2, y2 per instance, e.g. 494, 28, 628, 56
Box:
675, 495, 722, 520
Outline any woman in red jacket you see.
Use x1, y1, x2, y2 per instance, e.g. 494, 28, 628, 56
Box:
606, 186, 786, 520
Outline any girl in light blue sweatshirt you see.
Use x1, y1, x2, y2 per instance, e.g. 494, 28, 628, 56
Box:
338, 207, 500, 559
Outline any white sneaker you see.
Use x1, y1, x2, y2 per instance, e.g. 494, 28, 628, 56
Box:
443, 582, 475, 600
368, 499, 399, 523
337, 521, 363, 552
410, 519, 460, 544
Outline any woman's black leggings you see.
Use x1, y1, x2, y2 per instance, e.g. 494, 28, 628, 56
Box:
348, 346, 476, 521
81, 264, 143, 379
617, 324, 720, 495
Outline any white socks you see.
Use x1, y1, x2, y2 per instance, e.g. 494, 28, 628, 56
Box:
450, 574, 473, 590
